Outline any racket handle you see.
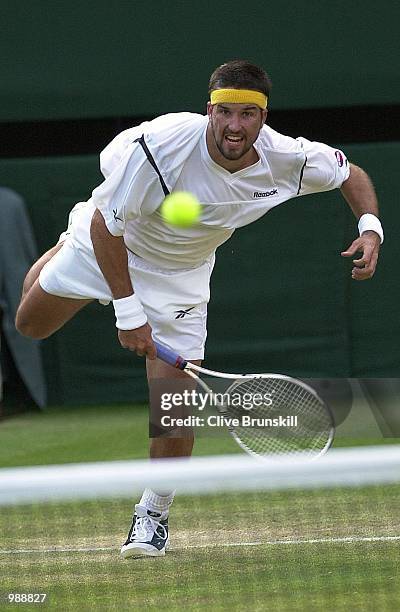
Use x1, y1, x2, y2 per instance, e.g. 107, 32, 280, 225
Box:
154, 341, 187, 370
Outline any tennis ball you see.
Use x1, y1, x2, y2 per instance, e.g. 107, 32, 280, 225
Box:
161, 191, 201, 227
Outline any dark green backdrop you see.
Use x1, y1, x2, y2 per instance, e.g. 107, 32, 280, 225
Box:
0, 142, 398, 404
1, 0, 399, 404
1, 0, 399, 121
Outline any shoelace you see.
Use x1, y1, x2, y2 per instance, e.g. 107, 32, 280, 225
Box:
131, 515, 168, 542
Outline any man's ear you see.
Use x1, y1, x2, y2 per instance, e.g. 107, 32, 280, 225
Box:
262, 109, 268, 125
207, 102, 213, 118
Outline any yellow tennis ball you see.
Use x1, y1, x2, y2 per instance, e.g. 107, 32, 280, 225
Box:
161, 191, 201, 227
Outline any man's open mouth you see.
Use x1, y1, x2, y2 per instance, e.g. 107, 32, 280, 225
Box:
225, 135, 243, 144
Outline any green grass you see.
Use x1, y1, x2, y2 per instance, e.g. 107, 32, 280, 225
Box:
0, 404, 239, 468
1, 402, 398, 468
1, 487, 399, 610
1, 404, 399, 610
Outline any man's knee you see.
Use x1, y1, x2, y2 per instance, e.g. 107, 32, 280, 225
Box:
15, 281, 56, 339
15, 305, 50, 339
15, 281, 91, 340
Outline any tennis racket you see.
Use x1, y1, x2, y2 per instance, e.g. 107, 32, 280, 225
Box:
155, 341, 334, 460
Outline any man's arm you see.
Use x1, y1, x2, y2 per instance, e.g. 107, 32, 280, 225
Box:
340, 163, 382, 280
90, 208, 156, 358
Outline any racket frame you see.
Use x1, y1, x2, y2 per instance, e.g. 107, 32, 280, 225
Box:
154, 341, 335, 459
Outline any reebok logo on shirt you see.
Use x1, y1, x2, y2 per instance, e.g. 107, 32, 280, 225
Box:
253, 189, 278, 198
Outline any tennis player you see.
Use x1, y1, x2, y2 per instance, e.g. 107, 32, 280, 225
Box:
16, 60, 383, 558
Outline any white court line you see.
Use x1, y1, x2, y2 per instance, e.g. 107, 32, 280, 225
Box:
1, 535, 399, 555
0, 546, 116, 555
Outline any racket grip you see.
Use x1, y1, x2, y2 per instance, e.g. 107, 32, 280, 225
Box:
154, 341, 187, 370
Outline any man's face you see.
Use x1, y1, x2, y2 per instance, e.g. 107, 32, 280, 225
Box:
207, 102, 267, 162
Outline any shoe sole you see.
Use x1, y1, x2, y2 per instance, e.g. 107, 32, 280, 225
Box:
120, 538, 169, 559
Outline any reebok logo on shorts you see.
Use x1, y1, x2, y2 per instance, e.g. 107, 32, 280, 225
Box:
174, 307, 195, 319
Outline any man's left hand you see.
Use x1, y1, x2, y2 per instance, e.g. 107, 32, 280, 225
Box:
341, 231, 381, 280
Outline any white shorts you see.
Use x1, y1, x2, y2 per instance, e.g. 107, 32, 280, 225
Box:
39, 241, 214, 359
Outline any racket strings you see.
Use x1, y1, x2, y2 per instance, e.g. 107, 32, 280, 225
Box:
223, 377, 333, 458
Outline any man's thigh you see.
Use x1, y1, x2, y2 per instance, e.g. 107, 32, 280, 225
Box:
16, 279, 92, 339
15, 242, 104, 339
21, 243, 64, 298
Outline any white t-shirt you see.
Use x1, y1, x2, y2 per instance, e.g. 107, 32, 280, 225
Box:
67, 113, 350, 270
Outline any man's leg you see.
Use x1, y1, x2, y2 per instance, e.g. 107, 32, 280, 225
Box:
20, 244, 63, 299
120, 356, 200, 558
148, 356, 199, 459
15, 244, 92, 339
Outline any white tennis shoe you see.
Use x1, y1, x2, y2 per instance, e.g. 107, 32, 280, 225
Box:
120, 504, 169, 558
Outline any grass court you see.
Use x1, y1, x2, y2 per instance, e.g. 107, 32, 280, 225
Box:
1, 404, 399, 610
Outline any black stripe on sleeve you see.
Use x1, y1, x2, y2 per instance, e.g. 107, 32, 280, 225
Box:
297, 156, 307, 195
134, 135, 170, 197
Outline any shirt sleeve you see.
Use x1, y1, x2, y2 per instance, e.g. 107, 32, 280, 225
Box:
91, 141, 162, 236
296, 138, 350, 196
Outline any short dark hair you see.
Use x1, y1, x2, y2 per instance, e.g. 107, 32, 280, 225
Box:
208, 60, 272, 98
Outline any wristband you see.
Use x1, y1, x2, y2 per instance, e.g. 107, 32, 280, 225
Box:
113, 294, 147, 330
358, 213, 384, 244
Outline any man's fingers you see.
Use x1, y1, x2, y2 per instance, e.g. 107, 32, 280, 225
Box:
146, 343, 157, 360
342, 234, 380, 281
351, 251, 378, 280
352, 250, 371, 267
131, 340, 156, 359
134, 336, 157, 359
341, 241, 361, 257
117, 323, 156, 357
352, 255, 367, 266
352, 267, 374, 280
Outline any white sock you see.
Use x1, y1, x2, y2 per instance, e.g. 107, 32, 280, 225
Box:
138, 488, 175, 516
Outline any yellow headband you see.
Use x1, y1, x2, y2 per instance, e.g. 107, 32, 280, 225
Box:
210, 88, 268, 109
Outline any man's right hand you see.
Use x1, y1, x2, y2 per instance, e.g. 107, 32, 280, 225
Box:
118, 323, 157, 359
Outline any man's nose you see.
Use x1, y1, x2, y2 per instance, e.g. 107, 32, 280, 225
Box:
228, 114, 241, 131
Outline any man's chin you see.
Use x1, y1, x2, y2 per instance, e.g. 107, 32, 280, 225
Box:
220, 147, 246, 160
